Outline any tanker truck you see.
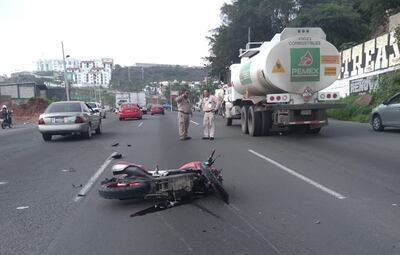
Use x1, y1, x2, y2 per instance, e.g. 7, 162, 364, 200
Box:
224, 27, 343, 136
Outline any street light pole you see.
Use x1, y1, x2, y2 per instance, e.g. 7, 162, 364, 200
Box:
61, 41, 70, 101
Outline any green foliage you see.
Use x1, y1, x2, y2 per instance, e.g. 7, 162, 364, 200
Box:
357, 0, 400, 33
206, 0, 295, 77
206, 0, 398, 76
290, 2, 369, 50
328, 70, 400, 122
395, 26, 400, 42
110, 65, 206, 92
327, 96, 373, 123
371, 70, 400, 105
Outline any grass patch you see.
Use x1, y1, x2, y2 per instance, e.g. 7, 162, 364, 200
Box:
328, 70, 400, 123
327, 96, 372, 123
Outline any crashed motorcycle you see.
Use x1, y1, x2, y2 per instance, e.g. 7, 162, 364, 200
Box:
98, 150, 229, 204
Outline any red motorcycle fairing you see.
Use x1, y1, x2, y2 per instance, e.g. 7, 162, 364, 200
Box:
179, 161, 202, 171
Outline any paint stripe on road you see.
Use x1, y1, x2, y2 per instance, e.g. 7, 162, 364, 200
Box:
138, 122, 143, 127
190, 120, 199, 125
248, 149, 346, 200
74, 152, 116, 202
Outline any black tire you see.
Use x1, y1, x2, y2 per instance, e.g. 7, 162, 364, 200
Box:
241, 106, 249, 134
226, 118, 232, 126
248, 106, 262, 137
42, 134, 52, 141
151, 113, 154, 115
290, 125, 307, 134
202, 167, 229, 204
98, 180, 151, 199
306, 127, 321, 134
261, 111, 272, 136
95, 122, 102, 134
1, 122, 5, 129
372, 114, 384, 131
83, 125, 92, 139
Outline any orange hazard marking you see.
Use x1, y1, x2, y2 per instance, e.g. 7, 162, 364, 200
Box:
321, 55, 340, 64
324, 67, 337, 76
272, 59, 285, 73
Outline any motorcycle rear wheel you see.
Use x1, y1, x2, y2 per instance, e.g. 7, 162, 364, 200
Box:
98, 180, 151, 200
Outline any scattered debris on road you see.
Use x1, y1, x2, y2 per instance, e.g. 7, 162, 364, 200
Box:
61, 168, 76, 173
0, 181, 8, 185
111, 152, 122, 159
16, 206, 29, 210
314, 220, 321, 224
72, 184, 83, 188
111, 143, 119, 147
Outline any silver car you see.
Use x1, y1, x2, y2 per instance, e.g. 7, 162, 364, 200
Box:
370, 92, 400, 131
87, 102, 106, 119
38, 101, 102, 141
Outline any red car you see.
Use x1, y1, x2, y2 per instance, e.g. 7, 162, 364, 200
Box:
150, 104, 165, 115
119, 103, 142, 120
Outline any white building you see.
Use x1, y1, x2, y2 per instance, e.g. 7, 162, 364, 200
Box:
36, 58, 113, 87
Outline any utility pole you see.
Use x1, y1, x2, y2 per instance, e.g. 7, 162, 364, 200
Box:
170, 83, 172, 112
61, 41, 70, 101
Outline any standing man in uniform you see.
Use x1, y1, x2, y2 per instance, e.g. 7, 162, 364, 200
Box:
175, 90, 192, 140
202, 89, 219, 140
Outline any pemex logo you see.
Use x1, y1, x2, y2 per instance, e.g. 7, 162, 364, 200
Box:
291, 48, 320, 82
299, 51, 313, 66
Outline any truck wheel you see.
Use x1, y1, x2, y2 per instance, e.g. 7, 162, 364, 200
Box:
226, 118, 232, 126
42, 134, 52, 141
261, 111, 272, 136
306, 127, 321, 134
248, 106, 262, 136
241, 106, 249, 134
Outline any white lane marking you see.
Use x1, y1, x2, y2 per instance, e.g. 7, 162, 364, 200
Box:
16, 206, 29, 210
190, 120, 199, 125
248, 149, 347, 200
74, 152, 115, 202
138, 122, 143, 127
0, 181, 8, 185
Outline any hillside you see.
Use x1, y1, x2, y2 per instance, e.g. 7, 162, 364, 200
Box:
110, 64, 207, 91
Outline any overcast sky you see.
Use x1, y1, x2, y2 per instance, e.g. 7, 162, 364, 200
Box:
0, 0, 228, 75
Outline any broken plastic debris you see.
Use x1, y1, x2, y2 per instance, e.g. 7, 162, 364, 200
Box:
111, 152, 122, 159
61, 168, 76, 173
392, 204, 398, 206
127, 144, 132, 147
0, 181, 8, 185
16, 206, 29, 210
111, 143, 119, 147
314, 220, 321, 224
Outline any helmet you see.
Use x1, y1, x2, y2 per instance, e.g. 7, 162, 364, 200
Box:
2, 105, 7, 109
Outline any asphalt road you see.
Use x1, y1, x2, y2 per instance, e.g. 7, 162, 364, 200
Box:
0, 112, 399, 255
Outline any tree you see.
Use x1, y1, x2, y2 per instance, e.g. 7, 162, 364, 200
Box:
290, 2, 369, 49
206, 0, 296, 78
356, 0, 400, 33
